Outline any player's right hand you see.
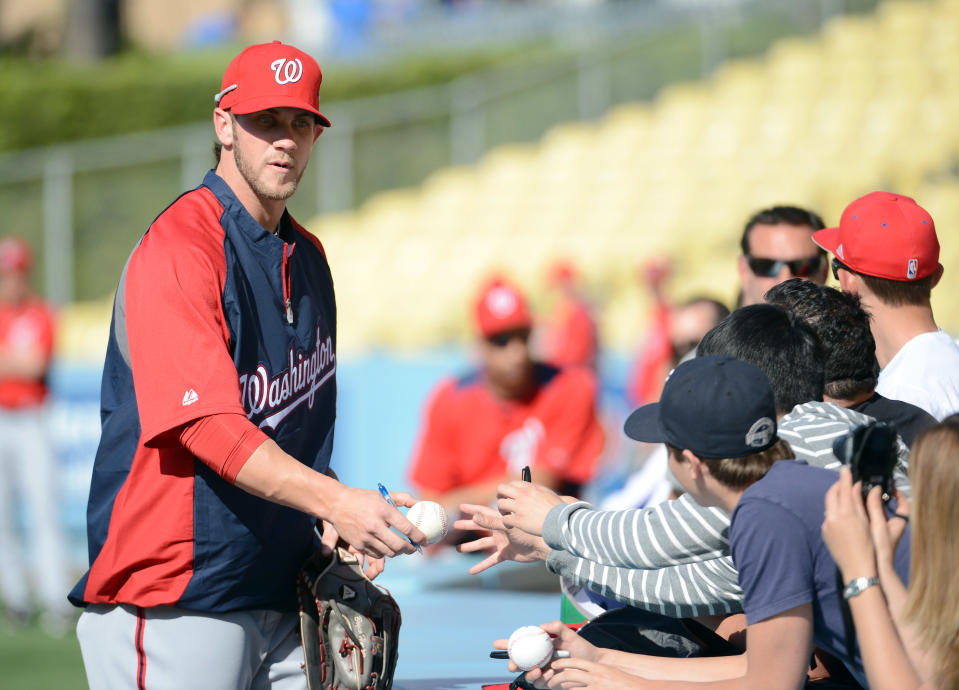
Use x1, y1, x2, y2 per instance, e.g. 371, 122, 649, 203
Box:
326, 486, 427, 559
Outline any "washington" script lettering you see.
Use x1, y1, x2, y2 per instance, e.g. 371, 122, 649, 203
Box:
238, 325, 335, 429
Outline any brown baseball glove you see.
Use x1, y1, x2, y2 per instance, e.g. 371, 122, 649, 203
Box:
297, 547, 402, 690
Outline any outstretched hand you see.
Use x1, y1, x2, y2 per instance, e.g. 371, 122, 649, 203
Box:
455, 503, 551, 574
496, 481, 565, 536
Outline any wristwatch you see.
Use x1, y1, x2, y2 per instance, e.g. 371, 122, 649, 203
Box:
843, 576, 880, 599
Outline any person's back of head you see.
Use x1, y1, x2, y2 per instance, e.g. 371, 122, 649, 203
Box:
624, 355, 792, 493
765, 278, 878, 402
697, 303, 825, 416
904, 415, 959, 688
812, 191, 942, 309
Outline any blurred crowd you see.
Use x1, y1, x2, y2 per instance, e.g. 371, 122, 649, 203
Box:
406, 191, 959, 688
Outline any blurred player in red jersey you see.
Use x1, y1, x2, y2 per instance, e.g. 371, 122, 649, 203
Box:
408, 276, 604, 543
540, 260, 598, 371
0, 236, 72, 634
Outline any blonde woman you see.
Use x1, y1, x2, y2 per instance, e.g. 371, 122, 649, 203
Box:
822, 416, 959, 689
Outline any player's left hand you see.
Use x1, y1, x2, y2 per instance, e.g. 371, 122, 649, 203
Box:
496, 481, 564, 536
455, 503, 550, 574
821, 467, 877, 581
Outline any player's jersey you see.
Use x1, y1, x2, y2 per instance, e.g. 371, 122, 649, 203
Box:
69, 171, 337, 613
0, 297, 55, 408
408, 363, 604, 494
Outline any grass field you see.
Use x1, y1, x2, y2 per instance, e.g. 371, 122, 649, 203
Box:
0, 620, 86, 690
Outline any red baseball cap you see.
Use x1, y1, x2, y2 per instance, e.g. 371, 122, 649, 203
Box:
473, 277, 533, 337
813, 191, 940, 281
214, 41, 332, 127
0, 236, 32, 274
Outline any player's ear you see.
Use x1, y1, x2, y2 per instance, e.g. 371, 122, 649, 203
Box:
213, 108, 235, 147
313, 124, 325, 143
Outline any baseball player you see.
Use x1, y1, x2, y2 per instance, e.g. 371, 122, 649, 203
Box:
0, 236, 72, 634
408, 276, 604, 531
69, 41, 426, 689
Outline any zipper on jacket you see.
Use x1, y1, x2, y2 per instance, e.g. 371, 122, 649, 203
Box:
281, 241, 295, 324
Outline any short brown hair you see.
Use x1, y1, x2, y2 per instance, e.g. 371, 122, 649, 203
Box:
668, 439, 794, 490
859, 273, 934, 307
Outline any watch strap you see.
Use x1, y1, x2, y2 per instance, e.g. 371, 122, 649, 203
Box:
843, 575, 880, 599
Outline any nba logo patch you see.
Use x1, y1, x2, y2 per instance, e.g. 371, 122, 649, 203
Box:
907, 258, 918, 279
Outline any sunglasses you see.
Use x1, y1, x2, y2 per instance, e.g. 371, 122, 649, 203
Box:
746, 255, 824, 278
486, 328, 531, 348
831, 257, 851, 281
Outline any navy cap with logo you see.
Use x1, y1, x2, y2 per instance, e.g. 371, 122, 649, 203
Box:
624, 355, 778, 459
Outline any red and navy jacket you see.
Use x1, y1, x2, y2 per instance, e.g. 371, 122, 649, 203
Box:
69, 171, 337, 613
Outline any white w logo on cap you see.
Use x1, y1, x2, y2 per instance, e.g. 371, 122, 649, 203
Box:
270, 58, 303, 85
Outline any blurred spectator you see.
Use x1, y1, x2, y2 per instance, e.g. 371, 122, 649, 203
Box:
0, 236, 71, 634
626, 258, 671, 407
816, 191, 959, 421
540, 259, 598, 371
822, 417, 959, 689
766, 278, 936, 446
626, 258, 730, 406
737, 204, 828, 306
614, 294, 729, 509
407, 276, 604, 541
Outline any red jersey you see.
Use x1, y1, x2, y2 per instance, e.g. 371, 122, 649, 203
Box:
408, 363, 604, 494
0, 297, 55, 408
543, 297, 598, 370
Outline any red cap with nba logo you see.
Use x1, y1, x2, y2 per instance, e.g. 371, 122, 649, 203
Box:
473, 276, 533, 337
812, 191, 940, 281
214, 40, 331, 127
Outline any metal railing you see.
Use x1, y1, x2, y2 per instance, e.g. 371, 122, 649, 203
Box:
0, 0, 864, 305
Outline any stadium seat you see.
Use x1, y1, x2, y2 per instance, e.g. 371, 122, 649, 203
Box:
296, 0, 959, 355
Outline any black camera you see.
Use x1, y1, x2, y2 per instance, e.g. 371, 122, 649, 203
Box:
831, 421, 897, 502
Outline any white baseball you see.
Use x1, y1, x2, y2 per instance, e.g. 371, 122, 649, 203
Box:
507, 625, 554, 671
406, 501, 449, 545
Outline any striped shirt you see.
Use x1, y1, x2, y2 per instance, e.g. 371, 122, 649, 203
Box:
542, 401, 910, 618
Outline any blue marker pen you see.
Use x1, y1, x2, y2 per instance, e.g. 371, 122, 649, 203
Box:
378, 483, 422, 553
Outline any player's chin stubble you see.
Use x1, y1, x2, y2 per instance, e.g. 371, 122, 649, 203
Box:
233, 144, 301, 202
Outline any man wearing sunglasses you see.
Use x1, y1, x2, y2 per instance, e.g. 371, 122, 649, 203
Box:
407, 276, 604, 542
736, 205, 828, 306
814, 191, 959, 421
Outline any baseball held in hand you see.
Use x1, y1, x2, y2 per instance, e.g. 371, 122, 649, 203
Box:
508, 625, 554, 671
406, 501, 449, 545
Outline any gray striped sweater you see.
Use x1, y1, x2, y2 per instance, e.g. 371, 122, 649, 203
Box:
542, 401, 910, 618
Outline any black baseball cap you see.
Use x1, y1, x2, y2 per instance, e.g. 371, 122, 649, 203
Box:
624, 355, 778, 459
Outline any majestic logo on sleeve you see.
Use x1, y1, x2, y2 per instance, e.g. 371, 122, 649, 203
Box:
238, 325, 335, 430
